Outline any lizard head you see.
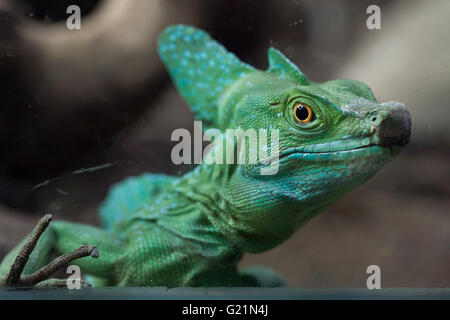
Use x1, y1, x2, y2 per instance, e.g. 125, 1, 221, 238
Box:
226, 49, 411, 198
158, 25, 411, 252
219, 48, 410, 190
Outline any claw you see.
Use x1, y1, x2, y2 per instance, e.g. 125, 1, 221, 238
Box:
35, 278, 92, 288
6, 214, 53, 286
1, 214, 99, 288
90, 246, 99, 258
19, 244, 99, 286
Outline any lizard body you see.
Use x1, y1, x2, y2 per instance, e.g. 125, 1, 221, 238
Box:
0, 25, 411, 287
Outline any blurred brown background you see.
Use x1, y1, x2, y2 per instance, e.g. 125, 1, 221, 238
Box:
0, 0, 448, 287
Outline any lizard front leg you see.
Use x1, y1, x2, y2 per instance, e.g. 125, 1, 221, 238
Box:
0, 214, 98, 288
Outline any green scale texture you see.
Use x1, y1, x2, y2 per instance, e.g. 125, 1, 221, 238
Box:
0, 25, 410, 287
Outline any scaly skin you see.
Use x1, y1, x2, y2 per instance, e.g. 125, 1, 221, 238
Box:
0, 25, 411, 287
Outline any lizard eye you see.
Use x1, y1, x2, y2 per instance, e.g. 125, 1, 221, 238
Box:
293, 103, 315, 123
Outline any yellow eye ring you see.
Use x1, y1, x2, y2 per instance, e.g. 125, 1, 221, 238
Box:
293, 103, 314, 123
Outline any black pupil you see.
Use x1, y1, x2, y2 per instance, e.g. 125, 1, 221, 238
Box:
296, 105, 310, 121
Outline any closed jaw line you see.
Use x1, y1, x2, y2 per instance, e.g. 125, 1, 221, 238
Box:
277, 136, 392, 163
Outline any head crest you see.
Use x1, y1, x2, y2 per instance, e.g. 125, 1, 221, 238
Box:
268, 47, 309, 85
158, 25, 254, 129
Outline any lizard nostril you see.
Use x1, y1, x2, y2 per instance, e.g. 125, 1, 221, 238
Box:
377, 109, 411, 147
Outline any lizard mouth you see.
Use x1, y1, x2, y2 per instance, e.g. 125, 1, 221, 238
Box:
275, 136, 397, 163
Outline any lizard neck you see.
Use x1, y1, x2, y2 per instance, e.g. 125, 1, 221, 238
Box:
177, 163, 334, 254
151, 171, 244, 262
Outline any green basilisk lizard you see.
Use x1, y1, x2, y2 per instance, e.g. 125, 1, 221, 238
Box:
0, 25, 411, 287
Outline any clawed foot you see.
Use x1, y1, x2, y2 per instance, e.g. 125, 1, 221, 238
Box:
0, 214, 99, 288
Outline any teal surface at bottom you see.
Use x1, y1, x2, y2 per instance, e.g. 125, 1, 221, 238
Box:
0, 287, 448, 300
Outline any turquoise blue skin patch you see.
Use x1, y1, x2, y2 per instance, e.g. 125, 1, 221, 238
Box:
99, 173, 176, 231
158, 25, 254, 129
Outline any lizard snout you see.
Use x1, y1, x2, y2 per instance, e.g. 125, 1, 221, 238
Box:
376, 107, 411, 147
